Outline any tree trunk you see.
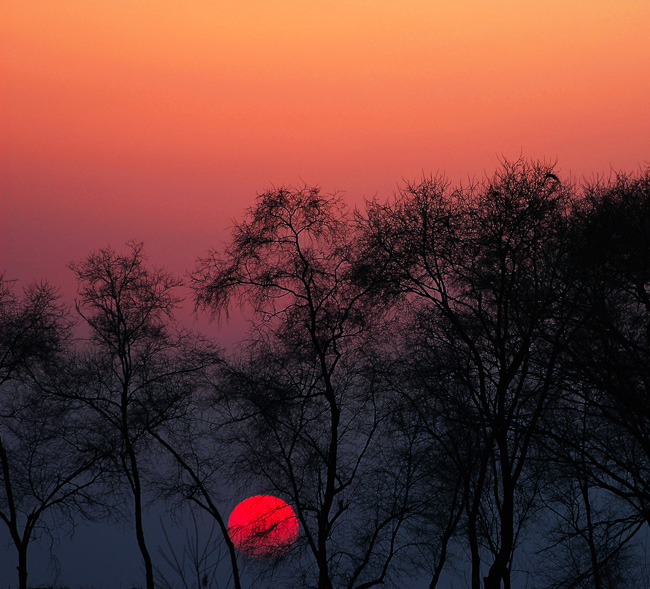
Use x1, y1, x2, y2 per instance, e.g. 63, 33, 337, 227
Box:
122, 379, 154, 589
17, 541, 28, 589
468, 514, 481, 589
580, 477, 602, 589
484, 450, 514, 589
128, 443, 155, 589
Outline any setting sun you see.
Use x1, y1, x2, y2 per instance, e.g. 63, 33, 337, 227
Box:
228, 495, 299, 559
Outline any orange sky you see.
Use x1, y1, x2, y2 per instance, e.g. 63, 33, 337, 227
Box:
2, 0, 650, 338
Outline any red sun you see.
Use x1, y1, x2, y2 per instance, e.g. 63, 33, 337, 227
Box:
228, 495, 299, 559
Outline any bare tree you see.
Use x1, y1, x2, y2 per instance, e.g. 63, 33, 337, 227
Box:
0, 276, 105, 589
192, 187, 414, 588
359, 160, 580, 588
0, 276, 70, 384
536, 168, 650, 588
568, 169, 650, 524
69, 241, 221, 589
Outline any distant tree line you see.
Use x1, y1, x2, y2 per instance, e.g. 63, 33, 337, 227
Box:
2, 159, 650, 588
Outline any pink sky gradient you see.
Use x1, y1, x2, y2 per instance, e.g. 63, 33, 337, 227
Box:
2, 0, 649, 342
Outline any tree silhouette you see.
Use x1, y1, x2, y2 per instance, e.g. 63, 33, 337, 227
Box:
0, 276, 104, 589
193, 187, 414, 588
359, 160, 581, 588
543, 168, 650, 586
69, 241, 221, 589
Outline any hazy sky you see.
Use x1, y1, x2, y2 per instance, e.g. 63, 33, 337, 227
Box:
3, 1, 650, 305
1, 2, 650, 585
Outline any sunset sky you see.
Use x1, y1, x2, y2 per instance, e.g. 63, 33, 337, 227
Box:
1, 1, 650, 584
3, 1, 650, 325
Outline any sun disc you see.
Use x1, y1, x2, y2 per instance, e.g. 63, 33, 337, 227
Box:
228, 495, 299, 559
